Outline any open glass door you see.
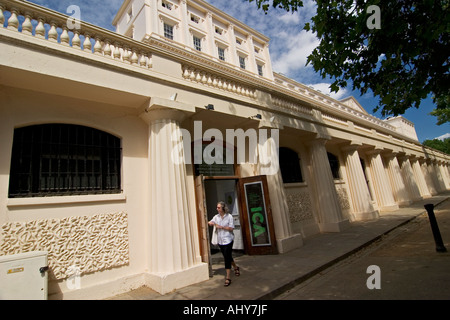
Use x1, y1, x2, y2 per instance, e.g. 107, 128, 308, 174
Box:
194, 175, 213, 277
239, 176, 278, 255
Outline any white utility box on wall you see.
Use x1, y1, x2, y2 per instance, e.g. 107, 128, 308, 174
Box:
0, 251, 49, 300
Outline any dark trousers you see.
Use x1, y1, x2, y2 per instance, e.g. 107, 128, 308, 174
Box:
219, 241, 234, 269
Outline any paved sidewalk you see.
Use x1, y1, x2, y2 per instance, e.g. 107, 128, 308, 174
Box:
108, 192, 450, 300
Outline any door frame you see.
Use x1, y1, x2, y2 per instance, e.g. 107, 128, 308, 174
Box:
194, 174, 213, 276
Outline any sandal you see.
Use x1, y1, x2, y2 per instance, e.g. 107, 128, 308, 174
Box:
234, 267, 240, 276
224, 278, 231, 287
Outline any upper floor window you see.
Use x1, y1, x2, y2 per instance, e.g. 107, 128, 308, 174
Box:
279, 147, 304, 183
126, 7, 133, 23
164, 23, 174, 40
8, 124, 122, 198
239, 56, 246, 69
257, 64, 264, 76
215, 26, 223, 35
190, 14, 200, 24
193, 35, 202, 51
162, 0, 173, 10
218, 47, 226, 61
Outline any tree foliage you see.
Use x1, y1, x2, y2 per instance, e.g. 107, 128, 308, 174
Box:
422, 138, 450, 154
246, 0, 450, 124
246, 0, 304, 12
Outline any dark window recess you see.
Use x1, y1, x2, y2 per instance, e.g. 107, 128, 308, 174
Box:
327, 152, 341, 179
8, 124, 122, 198
279, 147, 303, 183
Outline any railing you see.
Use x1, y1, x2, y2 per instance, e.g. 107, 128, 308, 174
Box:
182, 65, 257, 99
273, 72, 398, 133
0, 0, 152, 68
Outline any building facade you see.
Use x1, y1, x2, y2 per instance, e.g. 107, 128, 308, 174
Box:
0, 0, 449, 299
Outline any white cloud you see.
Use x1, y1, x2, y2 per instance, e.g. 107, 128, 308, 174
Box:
436, 133, 450, 141
271, 30, 319, 75
278, 11, 301, 24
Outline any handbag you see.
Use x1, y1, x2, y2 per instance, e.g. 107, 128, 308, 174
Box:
211, 225, 218, 246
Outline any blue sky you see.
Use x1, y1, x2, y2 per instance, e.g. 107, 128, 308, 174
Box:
25, 0, 449, 142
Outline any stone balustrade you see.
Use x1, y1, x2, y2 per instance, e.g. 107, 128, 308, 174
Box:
273, 73, 398, 133
182, 65, 257, 99
0, 0, 152, 68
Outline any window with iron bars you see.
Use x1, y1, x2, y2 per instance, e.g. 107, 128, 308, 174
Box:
8, 124, 122, 198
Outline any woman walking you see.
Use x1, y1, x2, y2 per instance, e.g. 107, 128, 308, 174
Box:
208, 201, 240, 286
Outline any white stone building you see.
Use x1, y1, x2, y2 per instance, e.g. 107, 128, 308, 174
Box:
0, 0, 449, 299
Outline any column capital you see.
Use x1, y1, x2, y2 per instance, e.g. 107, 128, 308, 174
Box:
341, 140, 362, 152
366, 146, 384, 156
305, 136, 329, 147
140, 97, 196, 124
397, 153, 413, 162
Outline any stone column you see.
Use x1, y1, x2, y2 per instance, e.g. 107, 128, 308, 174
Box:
410, 157, 432, 199
257, 124, 303, 253
342, 143, 379, 220
385, 153, 411, 206
307, 138, 349, 232
140, 97, 208, 295
368, 148, 399, 211
432, 161, 447, 192
421, 159, 438, 195
438, 162, 450, 190
398, 155, 422, 202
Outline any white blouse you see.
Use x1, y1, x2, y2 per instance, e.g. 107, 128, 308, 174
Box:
210, 213, 235, 245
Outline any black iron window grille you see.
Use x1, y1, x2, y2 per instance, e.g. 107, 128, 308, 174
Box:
8, 124, 122, 198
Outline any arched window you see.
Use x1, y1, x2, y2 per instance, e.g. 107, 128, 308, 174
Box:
8, 124, 122, 198
279, 147, 303, 183
327, 152, 341, 179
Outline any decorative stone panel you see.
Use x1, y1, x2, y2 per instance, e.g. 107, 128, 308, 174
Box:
286, 188, 314, 223
0, 212, 129, 280
335, 184, 351, 211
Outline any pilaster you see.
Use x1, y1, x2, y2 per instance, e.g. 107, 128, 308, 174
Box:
180, 0, 190, 46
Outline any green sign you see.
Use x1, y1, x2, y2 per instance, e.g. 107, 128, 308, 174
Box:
244, 182, 271, 246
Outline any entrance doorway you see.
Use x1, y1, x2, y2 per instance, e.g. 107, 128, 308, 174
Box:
204, 179, 245, 252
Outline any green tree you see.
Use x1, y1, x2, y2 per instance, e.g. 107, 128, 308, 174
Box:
422, 138, 450, 154
246, 0, 450, 125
